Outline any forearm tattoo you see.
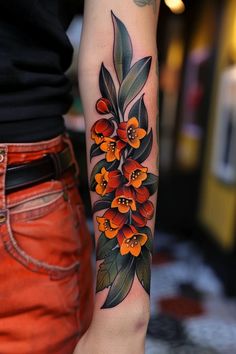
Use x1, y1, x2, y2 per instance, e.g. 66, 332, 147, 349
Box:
133, 0, 157, 12
90, 12, 158, 309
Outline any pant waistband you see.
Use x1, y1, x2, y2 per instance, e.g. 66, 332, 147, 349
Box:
0, 134, 66, 166
0, 134, 78, 209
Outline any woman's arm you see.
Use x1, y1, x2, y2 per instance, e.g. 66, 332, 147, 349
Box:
75, 1, 160, 353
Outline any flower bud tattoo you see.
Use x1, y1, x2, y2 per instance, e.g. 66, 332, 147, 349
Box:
90, 12, 158, 309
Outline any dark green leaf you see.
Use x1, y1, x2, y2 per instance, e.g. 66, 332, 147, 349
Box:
126, 145, 133, 157
96, 233, 118, 260
111, 11, 133, 83
99, 63, 118, 116
134, 0, 153, 6
96, 250, 120, 292
90, 159, 120, 191
107, 159, 120, 171
90, 143, 104, 161
136, 247, 151, 294
105, 191, 115, 200
115, 252, 131, 272
110, 116, 120, 124
101, 255, 135, 308
93, 200, 111, 214
119, 56, 152, 112
136, 226, 153, 253
128, 94, 148, 130
131, 129, 153, 163
142, 172, 158, 196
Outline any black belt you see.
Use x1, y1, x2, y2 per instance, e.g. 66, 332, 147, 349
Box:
5, 147, 75, 194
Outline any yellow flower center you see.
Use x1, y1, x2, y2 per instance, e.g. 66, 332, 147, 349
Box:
127, 126, 137, 141
100, 178, 107, 188
117, 197, 133, 206
131, 169, 141, 180
125, 236, 139, 248
107, 142, 116, 152
104, 219, 115, 232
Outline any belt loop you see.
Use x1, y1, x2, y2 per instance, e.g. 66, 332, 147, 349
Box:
0, 145, 8, 210
62, 134, 80, 177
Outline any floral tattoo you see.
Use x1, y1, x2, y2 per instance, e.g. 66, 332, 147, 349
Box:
90, 12, 158, 309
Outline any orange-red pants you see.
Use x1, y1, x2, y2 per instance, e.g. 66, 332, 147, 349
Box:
0, 135, 94, 353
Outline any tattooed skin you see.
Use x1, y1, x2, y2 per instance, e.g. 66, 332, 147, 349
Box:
90, 12, 158, 309
133, 0, 157, 12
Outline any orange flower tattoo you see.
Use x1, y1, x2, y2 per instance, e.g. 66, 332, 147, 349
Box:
122, 158, 148, 188
100, 138, 126, 162
117, 117, 146, 148
111, 186, 136, 213
95, 167, 122, 196
91, 118, 114, 145
117, 225, 148, 257
96, 209, 127, 238
90, 12, 158, 309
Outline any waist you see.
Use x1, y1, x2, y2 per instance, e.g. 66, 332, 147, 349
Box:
0, 134, 78, 196
0, 116, 66, 143
1, 134, 66, 165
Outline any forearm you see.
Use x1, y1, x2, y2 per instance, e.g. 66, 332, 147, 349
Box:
78, 0, 159, 350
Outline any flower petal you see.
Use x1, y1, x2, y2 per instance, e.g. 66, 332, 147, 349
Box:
122, 224, 137, 238
120, 242, 130, 255
132, 212, 147, 227
136, 128, 146, 139
135, 186, 149, 203
139, 233, 148, 246
140, 200, 154, 219
129, 138, 141, 149
130, 243, 141, 257
128, 117, 139, 129
105, 228, 119, 239
117, 122, 128, 142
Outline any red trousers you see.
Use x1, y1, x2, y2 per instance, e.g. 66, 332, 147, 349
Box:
0, 135, 94, 353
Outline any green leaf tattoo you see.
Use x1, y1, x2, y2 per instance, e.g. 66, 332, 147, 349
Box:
102, 255, 136, 308
133, 0, 157, 13
119, 56, 152, 113
90, 12, 158, 309
112, 12, 133, 84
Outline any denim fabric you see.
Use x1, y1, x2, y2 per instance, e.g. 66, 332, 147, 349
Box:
0, 135, 94, 353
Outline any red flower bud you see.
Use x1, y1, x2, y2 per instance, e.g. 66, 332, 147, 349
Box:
96, 98, 112, 114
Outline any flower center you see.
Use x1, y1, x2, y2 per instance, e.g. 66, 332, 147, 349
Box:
127, 126, 137, 141
131, 169, 141, 180
125, 235, 139, 248
107, 142, 116, 152
100, 178, 107, 188
104, 219, 115, 232
117, 197, 133, 206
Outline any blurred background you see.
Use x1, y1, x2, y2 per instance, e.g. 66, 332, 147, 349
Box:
61, 0, 236, 352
